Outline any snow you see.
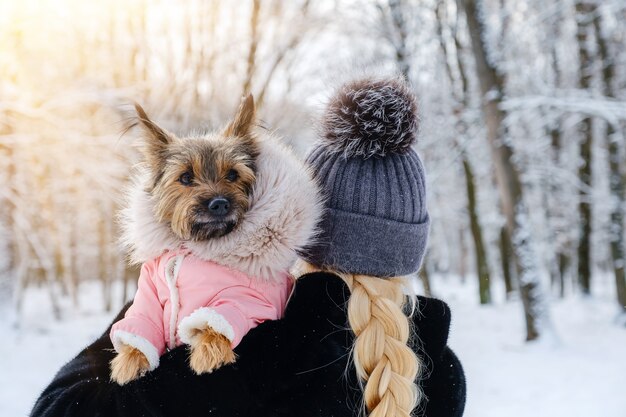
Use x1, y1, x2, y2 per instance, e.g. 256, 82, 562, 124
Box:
2, 277, 626, 417
0, 282, 124, 417
432, 274, 626, 417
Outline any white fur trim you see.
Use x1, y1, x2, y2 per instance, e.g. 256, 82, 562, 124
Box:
164, 254, 185, 349
111, 330, 160, 371
119, 136, 323, 282
178, 307, 235, 344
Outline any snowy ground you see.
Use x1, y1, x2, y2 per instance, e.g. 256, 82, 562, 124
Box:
432, 275, 626, 417
2, 277, 625, 417
0, 283, 126, 417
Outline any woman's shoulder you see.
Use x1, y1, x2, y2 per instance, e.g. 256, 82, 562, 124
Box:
292, 272, 451, 322
290, 272, 452, 356
289, 272, 350, 311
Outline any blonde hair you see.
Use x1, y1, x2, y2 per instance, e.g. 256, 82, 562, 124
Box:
295, 262, 423, 417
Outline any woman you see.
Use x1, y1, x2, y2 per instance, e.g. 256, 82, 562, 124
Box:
30, 76, 465, 417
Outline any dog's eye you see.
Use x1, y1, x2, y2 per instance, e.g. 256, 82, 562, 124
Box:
226, 169, 239, 182
179, 172, 193, 186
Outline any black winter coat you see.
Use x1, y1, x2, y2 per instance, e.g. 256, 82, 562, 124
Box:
31, 272, 466, 417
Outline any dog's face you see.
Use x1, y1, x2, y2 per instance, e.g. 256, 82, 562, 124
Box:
134, 95, 259, 241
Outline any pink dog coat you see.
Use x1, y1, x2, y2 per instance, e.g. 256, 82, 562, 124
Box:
110, 250, 293, 370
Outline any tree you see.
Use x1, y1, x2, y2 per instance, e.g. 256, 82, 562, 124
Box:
575, 1, 596, 295
593, 8, 626, 312
458, 0, 550, 340
435, 0, 491, 304
242, 0, 261, 97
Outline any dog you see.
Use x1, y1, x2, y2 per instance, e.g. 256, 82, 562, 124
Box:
109, 95, 322, 385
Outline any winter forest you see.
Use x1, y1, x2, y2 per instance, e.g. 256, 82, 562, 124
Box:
1, 0, 625, 416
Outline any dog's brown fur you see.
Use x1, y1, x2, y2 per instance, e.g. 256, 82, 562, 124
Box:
110, 96, 259, 385
110, 344, 151, 385
188, 327, 237, 374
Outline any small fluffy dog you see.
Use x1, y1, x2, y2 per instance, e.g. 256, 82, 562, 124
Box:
110, 95, 321, 385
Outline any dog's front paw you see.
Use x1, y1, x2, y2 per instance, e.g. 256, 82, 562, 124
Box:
110, 344, 150, 385
188, 327, 236, 375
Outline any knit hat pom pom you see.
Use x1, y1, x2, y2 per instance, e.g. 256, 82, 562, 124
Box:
322, 76, 419, 159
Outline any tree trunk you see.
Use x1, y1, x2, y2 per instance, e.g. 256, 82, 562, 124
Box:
593, 12, 626, 312
558, 253, 569, 298
549, 118, 569, 298
459, 0, 550, 340
499, 226, 515, 299
544, 105, 561, 295
436, 0, 491, 303
459, 229, 468, 283
541, 182, 561, 294
420, 258, 433, 297
387, 0, 410, 79
606, 126, 626, 311
463, 157, 492, 304
99, 209, 113, 312
576, 1, 595, 295
242, 0, 261, 96
547, 6, 571, 298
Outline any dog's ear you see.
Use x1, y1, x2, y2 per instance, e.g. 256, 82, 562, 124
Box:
223, 94, 256, 139
133, 103, 172, 168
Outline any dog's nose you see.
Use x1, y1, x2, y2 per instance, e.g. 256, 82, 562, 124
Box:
207, 197, 231, 217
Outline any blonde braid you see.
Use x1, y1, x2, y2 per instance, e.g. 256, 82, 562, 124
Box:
345, 274, 422, 417
292, 261, 422, 417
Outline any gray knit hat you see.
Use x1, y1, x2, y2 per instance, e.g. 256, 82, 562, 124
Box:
303, 76, 430, 277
